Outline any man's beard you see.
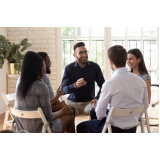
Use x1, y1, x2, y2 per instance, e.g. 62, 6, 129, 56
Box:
77, 57, 88, 65
46, 68, 51, 74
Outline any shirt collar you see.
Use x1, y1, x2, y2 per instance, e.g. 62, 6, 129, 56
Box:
112, 67, 129, 78
74, 61, 90, 67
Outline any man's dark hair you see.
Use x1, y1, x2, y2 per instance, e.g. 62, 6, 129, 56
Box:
37, 52, 48, 61
73, 42, 85, 52
17, 51, 44, 99
108, 45, 127, 67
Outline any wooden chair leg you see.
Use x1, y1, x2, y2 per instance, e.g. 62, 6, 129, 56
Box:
102, 123, 108, 133
108, 124, 112, 133
42, 126, 45, 133
140, 120, 145, 133
3, 109, 9, 130
145, 112, 151, 133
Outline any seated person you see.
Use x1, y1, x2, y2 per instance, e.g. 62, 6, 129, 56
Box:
127, 49, 151, 104
77, 45, 148, 133
62, 42, 105, 115
37, 52, 75, 117
14, 51, 75, 133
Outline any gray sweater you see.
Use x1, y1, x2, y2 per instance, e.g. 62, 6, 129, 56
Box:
14, 79, 62, 133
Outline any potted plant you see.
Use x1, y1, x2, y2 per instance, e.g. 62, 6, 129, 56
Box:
0, 35, 32, 74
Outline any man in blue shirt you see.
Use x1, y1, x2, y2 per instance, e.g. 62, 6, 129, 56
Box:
62, 42, 105, 115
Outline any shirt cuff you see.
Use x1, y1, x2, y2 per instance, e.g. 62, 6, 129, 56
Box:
69, 83, 76, 90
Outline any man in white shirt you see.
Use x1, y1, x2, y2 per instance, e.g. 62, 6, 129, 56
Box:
76, 45, 148, 133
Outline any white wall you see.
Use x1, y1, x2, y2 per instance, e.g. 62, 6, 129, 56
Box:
0, 27, 8, 114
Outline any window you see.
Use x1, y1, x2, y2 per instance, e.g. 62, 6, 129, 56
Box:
58, 27, 105, 94
57, 27, 159, 98
111, 27, 159, 84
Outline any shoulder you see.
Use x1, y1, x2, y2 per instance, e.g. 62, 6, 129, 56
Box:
89, 61, 101, 69
139, 73, 151, 82
32, 80, 49, 93
65, 62, 75, 69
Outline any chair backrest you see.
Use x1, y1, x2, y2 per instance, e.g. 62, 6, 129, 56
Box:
106, 102, 148, 124
1, 92, 16, 105
1, 92, 16, 120
10, 107, 52, 133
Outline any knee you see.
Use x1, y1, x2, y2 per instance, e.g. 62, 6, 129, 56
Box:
76, 122, 84, 133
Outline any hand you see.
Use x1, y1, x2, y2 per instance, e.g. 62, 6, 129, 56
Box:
59, 101, 73, 111
75, 78, 87, 88
61, 106, 73, 115
55, 84, 64, 98
90, 98, 98, 106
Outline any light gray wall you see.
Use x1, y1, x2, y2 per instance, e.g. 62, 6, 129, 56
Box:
0, 27, 8, 114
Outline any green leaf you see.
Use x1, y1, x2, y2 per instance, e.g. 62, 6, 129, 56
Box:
5, 45, 12, 53
4, 52, 9, 59
10, 45, 16, 56
21, 46, 27, 52
16, 44, 20, 49
11, 53, 24, 61
2, 42, 7, 48
19, 54, 24, 60
0, 35, 6, 41
25, 43, 32, 47
0, 58, 4, 69
11, 54, 19, 60
14, 64, 21, 72
12, 42, 15, 47
20, 38, 28, 46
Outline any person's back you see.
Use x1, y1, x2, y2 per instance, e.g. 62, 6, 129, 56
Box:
103, 68, 148, 129
77, 45, 148, 133
15, 80, 58, 133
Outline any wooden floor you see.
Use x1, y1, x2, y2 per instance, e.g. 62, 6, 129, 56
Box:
0, 105, 159, 133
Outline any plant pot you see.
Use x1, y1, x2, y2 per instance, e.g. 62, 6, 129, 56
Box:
9, 63, 18, 74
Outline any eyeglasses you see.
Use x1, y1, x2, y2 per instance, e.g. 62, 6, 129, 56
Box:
79, 51, 89, 55
49, 61, 52, 65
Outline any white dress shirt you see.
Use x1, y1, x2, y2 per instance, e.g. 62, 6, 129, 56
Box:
95, 67, 148, 129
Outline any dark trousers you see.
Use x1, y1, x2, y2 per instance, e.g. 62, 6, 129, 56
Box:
76, 108, 137, 133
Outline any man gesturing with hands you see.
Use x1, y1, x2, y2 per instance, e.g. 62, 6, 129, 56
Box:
62, 42, 105, 115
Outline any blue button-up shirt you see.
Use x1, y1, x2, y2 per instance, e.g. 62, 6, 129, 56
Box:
62, 61, 105, 102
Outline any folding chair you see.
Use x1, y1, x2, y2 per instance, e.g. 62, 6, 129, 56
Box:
1, 92, 15, 130
102, 102, 150, 133
10, 107, 52, 133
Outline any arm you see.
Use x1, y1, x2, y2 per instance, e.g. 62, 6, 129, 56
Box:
145, 79, 151, 104
95, 65, 105, 99
95, 82, 112, 120
62, 67, 77, 94
39, 84, 73, 121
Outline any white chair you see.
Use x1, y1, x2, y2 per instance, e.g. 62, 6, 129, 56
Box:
102, 102, 151, 133
10, 107, 52, 133
1, 92, 15, 130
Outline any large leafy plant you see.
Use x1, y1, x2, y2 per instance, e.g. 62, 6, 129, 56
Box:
0, 35, 32, 72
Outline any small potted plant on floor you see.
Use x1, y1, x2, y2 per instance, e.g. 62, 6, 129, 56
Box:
0, 35, 32, 74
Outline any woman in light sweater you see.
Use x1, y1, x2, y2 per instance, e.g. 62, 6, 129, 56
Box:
14, 51, 75, 133
127, 48, 151, 104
